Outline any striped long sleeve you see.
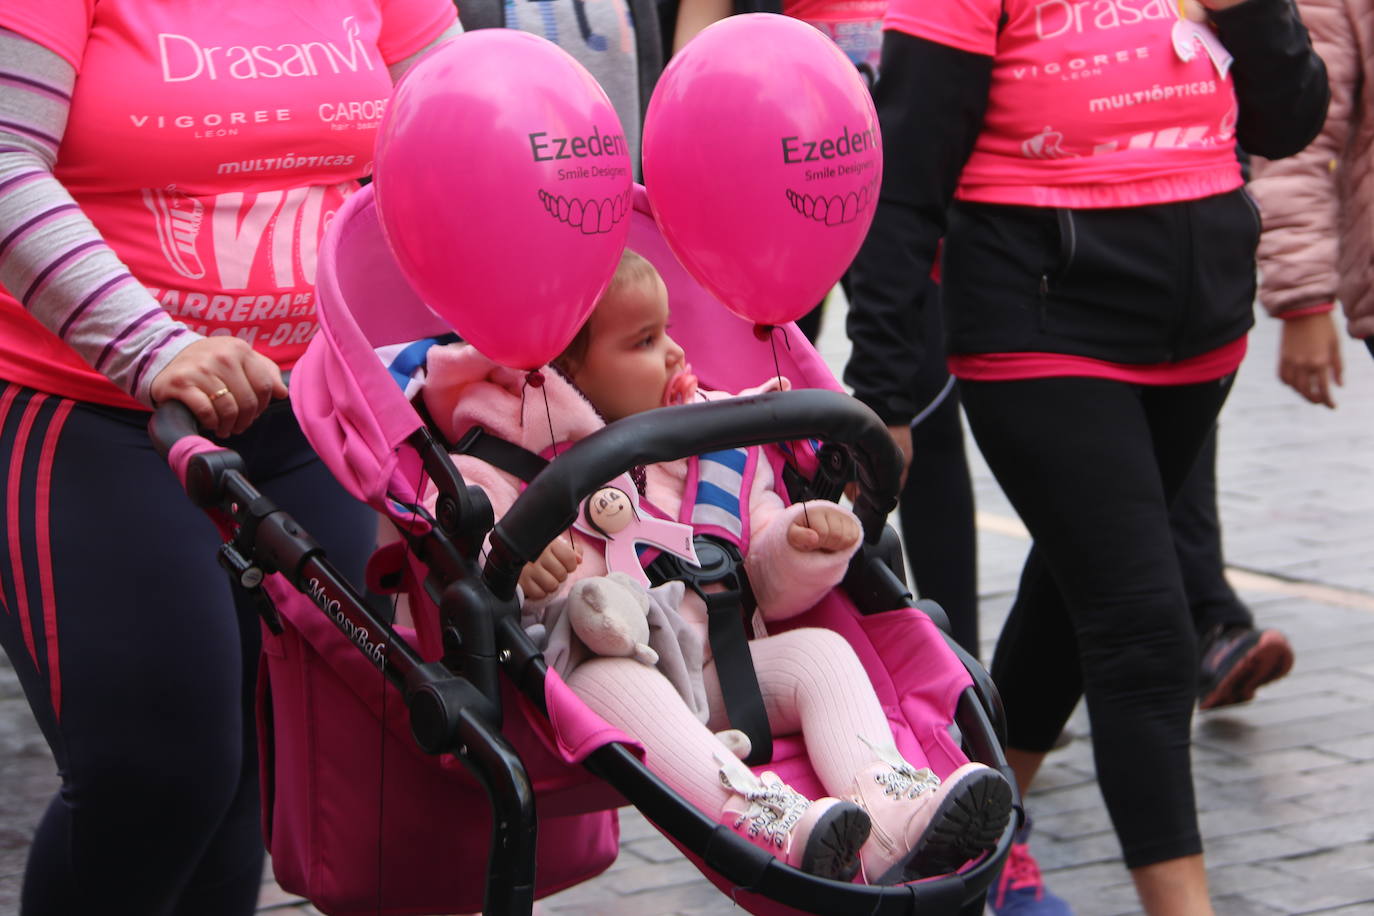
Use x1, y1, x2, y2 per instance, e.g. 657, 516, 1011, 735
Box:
0, 28, 197, 405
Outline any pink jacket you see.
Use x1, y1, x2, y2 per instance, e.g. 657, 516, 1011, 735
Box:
420, 344, 858, 632
1250, 0, 1373, 337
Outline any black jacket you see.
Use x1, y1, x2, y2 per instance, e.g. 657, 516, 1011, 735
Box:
843, 0, 1330, 425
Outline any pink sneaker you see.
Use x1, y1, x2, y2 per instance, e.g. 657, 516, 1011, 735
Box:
719, 763, 871, 880
989, 819, 1073, 915
849, 743, 1012, 885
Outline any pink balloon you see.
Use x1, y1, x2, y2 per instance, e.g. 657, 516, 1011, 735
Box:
374, 31, 633, 369
643, 15, 882, 327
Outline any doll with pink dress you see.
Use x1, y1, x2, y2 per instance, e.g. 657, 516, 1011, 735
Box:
421, 249, 1013, 885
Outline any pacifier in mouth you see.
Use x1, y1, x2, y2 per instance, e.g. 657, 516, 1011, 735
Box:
662, 365, 699, 406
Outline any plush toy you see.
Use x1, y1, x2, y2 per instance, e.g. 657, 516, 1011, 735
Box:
563, 572, 754, 760
566, 572, 659, 667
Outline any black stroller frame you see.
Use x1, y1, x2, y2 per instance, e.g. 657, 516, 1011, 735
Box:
151, 385, 1019, 916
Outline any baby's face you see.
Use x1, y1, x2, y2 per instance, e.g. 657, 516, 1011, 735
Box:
569, 272, 686, 422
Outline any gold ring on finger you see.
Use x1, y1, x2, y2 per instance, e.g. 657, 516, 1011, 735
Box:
211, 387, 231, 400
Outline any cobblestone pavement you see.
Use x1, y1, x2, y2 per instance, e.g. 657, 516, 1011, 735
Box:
3, 312, 1373, 915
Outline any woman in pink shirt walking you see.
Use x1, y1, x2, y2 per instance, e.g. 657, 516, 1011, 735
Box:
0, 2, 459, 912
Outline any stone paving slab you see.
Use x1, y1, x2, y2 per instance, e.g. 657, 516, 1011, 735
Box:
2, 311, 1373, 915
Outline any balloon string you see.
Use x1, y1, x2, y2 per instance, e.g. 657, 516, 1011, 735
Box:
531, 374, 576, 552
767, 326, 810, 529
768, 325, 789, 387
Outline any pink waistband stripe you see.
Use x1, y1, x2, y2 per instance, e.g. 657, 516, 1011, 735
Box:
949, 336, 1247, 385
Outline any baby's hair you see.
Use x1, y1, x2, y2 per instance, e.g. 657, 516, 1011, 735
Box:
555, 249, 660, 372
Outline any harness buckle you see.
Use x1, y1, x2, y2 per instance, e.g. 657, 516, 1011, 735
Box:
645, 535, 771, 766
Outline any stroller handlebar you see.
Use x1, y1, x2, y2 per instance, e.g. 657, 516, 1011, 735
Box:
148, 397, 202, 460
149, 370, 294, 460
483, 388, 901, 598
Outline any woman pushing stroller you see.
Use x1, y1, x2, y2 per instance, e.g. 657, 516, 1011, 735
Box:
420, 248, 1014, 885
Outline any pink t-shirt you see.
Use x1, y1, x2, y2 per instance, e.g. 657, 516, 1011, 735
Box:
886, 0, 1244, 208
0, 0, 454, 407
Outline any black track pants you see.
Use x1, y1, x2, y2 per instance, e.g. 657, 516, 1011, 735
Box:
0, 385, 376, 915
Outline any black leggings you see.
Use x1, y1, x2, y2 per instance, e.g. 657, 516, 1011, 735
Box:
1172, 424, 1251, 634
0, 385, 377, 915
959, 374, 1233, 869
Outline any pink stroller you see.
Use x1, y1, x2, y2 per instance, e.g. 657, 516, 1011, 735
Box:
151, 183, 1017, 916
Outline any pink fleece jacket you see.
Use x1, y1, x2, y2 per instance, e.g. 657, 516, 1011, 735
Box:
420, 343, 859, 632
1250, 0, 1374, 338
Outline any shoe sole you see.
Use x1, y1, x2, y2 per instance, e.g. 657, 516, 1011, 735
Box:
801, 803, 871, 881
1199, 630, 1294, 710
889, 767, 1014, 883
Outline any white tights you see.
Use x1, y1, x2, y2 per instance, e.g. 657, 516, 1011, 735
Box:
564, 627, 907, 814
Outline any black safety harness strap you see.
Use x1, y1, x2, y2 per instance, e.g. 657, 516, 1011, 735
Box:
453, 424, 775, 767
647, 541, 774, 767
451, 426, 550, 483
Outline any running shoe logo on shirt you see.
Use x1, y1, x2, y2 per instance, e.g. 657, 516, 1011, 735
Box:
1021, 126, 1072, 158
143, 185, 206, 279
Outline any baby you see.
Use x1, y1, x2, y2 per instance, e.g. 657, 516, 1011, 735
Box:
422, 250, 1011, 884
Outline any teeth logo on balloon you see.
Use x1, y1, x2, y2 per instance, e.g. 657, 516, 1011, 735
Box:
537, 187, 633, 235
784, 175, 879, 227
